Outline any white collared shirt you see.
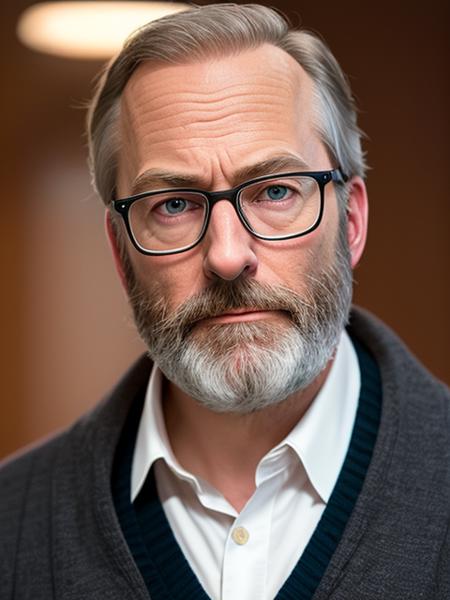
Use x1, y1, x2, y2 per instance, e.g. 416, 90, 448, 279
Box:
131, 331, 360, 600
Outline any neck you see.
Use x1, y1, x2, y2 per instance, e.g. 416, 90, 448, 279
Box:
163, 361, 332, 512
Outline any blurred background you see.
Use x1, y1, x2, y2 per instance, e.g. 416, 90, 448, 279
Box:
1, 0, 449, 459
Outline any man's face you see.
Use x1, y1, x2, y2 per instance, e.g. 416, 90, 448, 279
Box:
113, 44, 356, 412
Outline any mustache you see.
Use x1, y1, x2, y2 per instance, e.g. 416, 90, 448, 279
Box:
146, 278, 314, 338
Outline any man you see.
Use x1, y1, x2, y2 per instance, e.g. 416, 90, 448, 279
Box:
1, 4, 449, 599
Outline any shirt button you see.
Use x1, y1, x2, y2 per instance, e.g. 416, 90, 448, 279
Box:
232, 526, 249, 545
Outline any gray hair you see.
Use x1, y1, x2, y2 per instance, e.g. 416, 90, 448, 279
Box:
87, 3, 366, 206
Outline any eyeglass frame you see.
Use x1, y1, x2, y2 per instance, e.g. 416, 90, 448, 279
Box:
112, 168, 348, 256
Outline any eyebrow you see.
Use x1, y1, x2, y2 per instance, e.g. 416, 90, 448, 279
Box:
130, 154, 311, 196
131, 171, 199, 195
234, 155, 311, 183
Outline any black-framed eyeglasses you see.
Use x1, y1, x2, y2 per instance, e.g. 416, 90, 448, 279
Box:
112, 169, 347, 256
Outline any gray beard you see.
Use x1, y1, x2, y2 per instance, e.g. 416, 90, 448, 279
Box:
123, 223, 353, 414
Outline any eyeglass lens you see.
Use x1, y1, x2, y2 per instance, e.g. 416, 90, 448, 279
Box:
128, 175, 321, 253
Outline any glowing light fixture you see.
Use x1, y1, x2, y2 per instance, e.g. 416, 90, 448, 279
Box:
17, 1, 190, 60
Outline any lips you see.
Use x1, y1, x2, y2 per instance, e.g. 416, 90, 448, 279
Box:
217, 308, 262, 316
200, 308, 284, 325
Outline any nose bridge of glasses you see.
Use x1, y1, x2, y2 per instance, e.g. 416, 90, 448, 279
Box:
207, 187, 240, 208
205, 186, 244, 225
204, 186, 251, 238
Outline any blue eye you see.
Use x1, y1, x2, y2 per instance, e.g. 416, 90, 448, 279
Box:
164, 198, 187, 214
266, 185, 288, 201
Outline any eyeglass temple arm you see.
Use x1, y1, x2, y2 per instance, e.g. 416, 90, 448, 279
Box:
333, 168, 349, 183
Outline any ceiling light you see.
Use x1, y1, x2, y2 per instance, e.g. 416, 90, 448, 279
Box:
17, 1, 190, 60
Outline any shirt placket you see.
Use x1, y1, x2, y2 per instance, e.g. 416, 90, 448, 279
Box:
221, 472, 283, 600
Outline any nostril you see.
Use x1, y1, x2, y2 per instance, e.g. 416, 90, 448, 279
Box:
203, 245, 258, 282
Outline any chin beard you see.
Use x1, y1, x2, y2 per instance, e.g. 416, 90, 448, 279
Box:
122, 222, 353, 414
155, 318, 339, 413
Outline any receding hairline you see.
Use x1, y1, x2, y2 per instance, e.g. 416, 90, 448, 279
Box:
120, 41, 313, 107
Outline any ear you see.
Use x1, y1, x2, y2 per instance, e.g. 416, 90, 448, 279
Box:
105, 209, 129, 292
346, 176, 368, 269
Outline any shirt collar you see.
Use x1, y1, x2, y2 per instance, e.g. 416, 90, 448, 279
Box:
131, 366, 202, 501
131, 331, 360, 504
279, 331, 360, 502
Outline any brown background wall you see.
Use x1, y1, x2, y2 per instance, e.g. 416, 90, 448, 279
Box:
1, 0, 449, 459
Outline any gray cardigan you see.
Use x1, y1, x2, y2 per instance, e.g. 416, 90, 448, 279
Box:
1, 308, 449, 599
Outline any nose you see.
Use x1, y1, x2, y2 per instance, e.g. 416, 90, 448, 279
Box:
203, 200, 258, 281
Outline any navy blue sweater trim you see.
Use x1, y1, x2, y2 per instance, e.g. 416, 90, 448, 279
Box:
112, 338, 381, 599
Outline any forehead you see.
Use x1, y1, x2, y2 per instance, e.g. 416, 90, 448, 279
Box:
117, 44, 322, 193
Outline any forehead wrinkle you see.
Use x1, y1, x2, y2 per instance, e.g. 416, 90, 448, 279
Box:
137, 131, 312, 159
127, 76, 296, 104
136, 128, 299, 152
128, 103, 289, 138
132, 108, 291, 137
133, 98, 290, 122
125, 97, 297, 150
125, 89, 294, 133
122, 62, 305, 130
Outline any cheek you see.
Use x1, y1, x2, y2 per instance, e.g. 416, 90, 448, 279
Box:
129, 247, 205, 310
256, 227, 334, 291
